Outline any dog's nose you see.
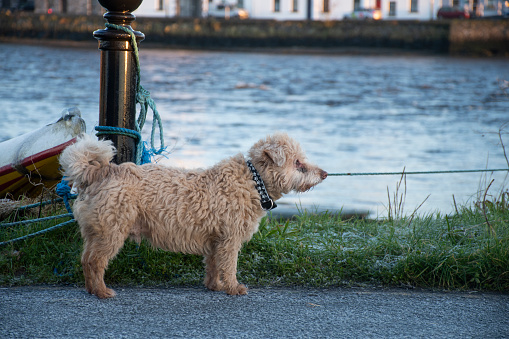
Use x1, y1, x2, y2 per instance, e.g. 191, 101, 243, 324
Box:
321, 170, 328, 180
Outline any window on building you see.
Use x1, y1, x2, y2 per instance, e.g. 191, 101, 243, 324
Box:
486, 0, 496, 9
274, 0, 280, 12
410, 0, 418, 12
452, 0, 459, 5
157, 0, 164, 11
353, 0, 361, 10
389, 1, 396, 15
323, 0, 330, 12
292, 0, 298, 12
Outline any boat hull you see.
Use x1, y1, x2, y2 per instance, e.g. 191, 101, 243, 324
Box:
0, 108, 86, 199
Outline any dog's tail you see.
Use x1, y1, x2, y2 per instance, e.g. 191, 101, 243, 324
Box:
59, 134, 116, 187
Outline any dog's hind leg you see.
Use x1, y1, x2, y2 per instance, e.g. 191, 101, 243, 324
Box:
215, 237, 247, 295
81, 233, 126, 299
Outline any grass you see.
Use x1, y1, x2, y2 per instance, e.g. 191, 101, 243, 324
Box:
1, 188, 508, 291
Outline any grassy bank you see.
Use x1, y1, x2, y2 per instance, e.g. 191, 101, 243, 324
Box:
1, 192, 508, 291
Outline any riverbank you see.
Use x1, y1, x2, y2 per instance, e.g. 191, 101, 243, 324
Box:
1, 12, 508, 56
1, 197, 508, 291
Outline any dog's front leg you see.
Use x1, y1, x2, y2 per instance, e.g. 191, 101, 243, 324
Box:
215, 237, 247, 295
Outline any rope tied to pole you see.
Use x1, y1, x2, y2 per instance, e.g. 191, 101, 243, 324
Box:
95, 22, 166, 165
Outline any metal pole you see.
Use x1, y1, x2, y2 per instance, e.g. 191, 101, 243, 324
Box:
93, 0, 145, 164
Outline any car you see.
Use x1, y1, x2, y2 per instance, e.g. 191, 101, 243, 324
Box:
437, 6, 470, 19
208, 4, 249, 19
343, 8, 382, 20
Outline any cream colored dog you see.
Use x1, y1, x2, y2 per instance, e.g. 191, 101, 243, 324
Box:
59, 133, 327, 298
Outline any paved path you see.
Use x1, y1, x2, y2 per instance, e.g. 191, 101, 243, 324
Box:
1, 286, 508, 338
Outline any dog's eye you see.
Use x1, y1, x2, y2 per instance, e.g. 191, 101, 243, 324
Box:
295, 160, 307, 173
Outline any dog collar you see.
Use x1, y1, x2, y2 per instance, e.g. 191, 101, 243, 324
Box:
246, 160, 277, 211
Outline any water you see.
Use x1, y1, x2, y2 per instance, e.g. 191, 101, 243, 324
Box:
1, 42, 508, 217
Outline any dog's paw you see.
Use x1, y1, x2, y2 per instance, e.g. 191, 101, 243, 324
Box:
226, 284, 248, 296
95, 287, 117, 299
205, 280, 224, 292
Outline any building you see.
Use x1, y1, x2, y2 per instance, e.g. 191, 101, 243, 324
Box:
133, 0, 429, 20
381, 0, 438, 19
381, 0, 507, 19
134, 0, 358, 20
135, 0, 205, 17
34, 0, 103, 15
31, 0, 508, 20
1, 0, 34, 10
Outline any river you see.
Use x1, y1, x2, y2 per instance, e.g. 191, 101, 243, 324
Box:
1, 42, 508, 217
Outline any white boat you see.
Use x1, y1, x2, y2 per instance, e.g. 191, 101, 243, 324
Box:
0, 107, 86, 199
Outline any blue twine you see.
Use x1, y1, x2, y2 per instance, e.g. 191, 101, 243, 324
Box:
94, 126, 161, 165
0, 187, 75, 246
0, 179, 76, 246
95, 126, 141, 141
0, 213, 74, 229
140, 141, 155, 164
55, 179, 76, 214
0, 219, 75, 247
17, 198, 65, 211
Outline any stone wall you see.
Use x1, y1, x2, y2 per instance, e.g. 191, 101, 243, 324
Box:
132, 18, 450, 52
0, 12, 507, 56
449, 19, 509, 56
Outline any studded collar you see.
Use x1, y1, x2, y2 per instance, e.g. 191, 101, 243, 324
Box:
246, 160, 277, 211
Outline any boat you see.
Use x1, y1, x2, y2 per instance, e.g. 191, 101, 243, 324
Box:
0, 107, 86, 199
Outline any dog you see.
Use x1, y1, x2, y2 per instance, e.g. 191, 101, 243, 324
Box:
59, 132, 327, 298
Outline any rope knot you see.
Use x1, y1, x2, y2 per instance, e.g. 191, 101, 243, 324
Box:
56, 179, 75, 213
55, 180, 71, 197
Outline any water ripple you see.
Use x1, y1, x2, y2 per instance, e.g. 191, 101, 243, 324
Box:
1, 43, 508, 216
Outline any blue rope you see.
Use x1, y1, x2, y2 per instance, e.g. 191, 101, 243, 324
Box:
95, 126, 141, 141
0, 219, 75, 247
17, 198, 65, 211
0, 180, 77, 246
0, 213, 74, 229
55, 179, 77, 213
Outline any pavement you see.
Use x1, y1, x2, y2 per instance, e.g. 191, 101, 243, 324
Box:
1, 285, 508, 338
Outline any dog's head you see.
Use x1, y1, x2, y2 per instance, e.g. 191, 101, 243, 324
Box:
248, 133, 327, 199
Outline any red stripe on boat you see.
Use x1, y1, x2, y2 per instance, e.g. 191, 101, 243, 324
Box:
19, 138, 77, 168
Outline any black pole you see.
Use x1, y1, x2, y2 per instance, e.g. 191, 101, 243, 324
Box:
93, 0, 145, 164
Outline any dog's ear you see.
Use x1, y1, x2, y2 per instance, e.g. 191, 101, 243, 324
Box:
263, 147, 286, 167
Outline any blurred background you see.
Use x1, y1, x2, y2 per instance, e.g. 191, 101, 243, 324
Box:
1, 0, 508, 217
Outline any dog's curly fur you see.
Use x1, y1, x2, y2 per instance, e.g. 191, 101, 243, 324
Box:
59, 133, 327, 298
